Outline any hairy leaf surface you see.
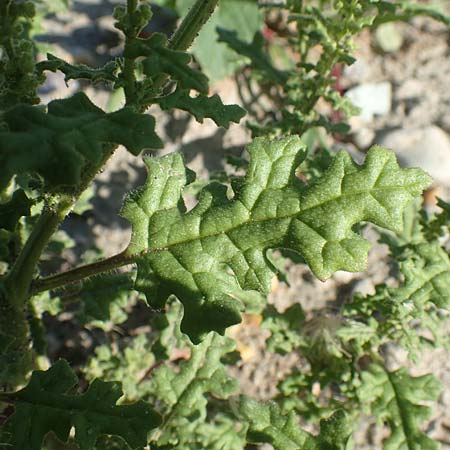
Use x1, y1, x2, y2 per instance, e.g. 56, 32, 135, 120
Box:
150, 332, 238, 447
124, 33, 208, 94
156, 90, 246, 128
395, 241, 450, 309
0, 92, 162, 190
239, 397, 351, 450
359, 364, 441, 450
37, 53, 119, 84
122, 136, 430, 340
2, 359, 160, 450
122, 136, 430, 341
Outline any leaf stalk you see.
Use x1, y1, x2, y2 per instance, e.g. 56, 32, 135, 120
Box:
31, 250, 135, 295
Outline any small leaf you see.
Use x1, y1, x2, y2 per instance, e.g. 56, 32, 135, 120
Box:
150, 332, 238, 447
395, 241, 450, 310
37, 53, 119, 84
359, 364, 441, 449
0, 190, 33, 231
78, 272, 135, 323
182, 0, 264, 82
0, 92, 162, 190
124, 33, 208, 94
262, 304, 306, 355
156, 90, 246, 128
238, 397, 351, 450
217, 28, 288, 84
2, 359, 161, 450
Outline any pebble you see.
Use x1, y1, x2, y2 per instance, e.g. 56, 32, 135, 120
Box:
346, 82, 392, 122
396, 79, 425, 100
378, 125, 450, 188
351, 278, 375, 297
375, 22, 404, 53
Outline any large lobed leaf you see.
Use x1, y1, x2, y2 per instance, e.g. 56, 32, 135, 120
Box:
0, 92, 162, 190
359, 364, 441, 450
122, 136, 431, 341
1, 360, 160, 450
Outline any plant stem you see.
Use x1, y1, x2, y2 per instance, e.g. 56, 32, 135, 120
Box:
31, 251, 135, 295
4, 195, 73, 307
143, 0, 219, 107
123, 0, 138, 105
169, 0, 219, 51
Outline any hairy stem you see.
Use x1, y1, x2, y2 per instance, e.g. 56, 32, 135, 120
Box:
1, 0, 219, 388
145, 0, 219, 104
0, 297, 32, 388
123, 0, 138, 105
31, 251, 135, 295
4, 195, 73, 307
169, 0, 219, 51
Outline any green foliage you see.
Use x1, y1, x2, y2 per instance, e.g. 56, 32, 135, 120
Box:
358, 364, 442, 450
160, 0, 263, 81
0, 0, 43, 108
0, 93, 162, 190
1, 360, 161, 450
156, 90, 246, 128
0, 190, 33, 231
221, 0, 450, 137
238, 397, 351, 450
37, 54, 119, 85
122, 136, 429, 341
0, 1, 448, 449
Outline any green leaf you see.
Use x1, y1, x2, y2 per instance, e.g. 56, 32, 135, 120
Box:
0, 92, 162, 190
2, 359, 161, 450
37, 53, 119, 84
359, 364, 441, 449
373, 1, 450, 27
156, 90, 246, 128
238, 397, 351, 450
262, 304, 306, 354
395, 241, 450, 310
217, 28, 288, 84
124, 33, 208, 94
0, 190, 33, 231
122, 136, 430, 341
85, 333, 157, 402
78, 272, 135, 323
177, 0, 264, 81
150, 332, 238, 447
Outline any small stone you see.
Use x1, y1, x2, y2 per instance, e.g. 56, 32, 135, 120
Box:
378, 126, 450, 188
351, 278, 375, 297
375, 22, 404, 53
346, 82, 392, 122
353, 127, 376, 150
333, 270, 356, 284
396, 79, 425, 100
